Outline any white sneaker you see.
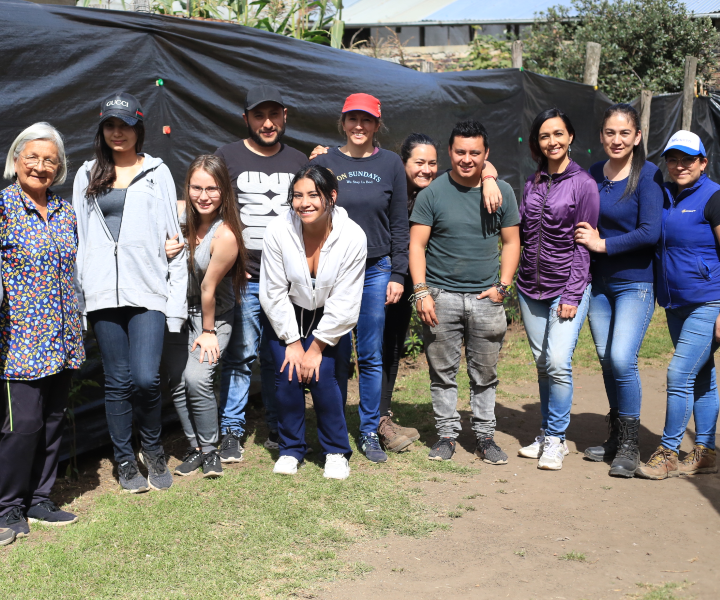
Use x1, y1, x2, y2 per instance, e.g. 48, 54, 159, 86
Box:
323, 454, 350, 480
537, 436, 566, 470
273, 455, 301, 475
518, 429, 545, 458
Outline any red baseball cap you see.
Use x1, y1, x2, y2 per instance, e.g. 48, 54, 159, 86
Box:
342, 93, 381, 118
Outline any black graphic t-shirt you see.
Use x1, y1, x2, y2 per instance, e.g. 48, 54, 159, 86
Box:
215, 141, 308, 280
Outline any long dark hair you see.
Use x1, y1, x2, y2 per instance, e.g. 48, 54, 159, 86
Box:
182, 155, 247, 299
86, 120, 145, 198
601, 103, 646, 199
529, 108, 576, 184
286, 164, 338, 213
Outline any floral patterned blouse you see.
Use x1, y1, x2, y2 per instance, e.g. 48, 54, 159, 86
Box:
0, 182, 85, 380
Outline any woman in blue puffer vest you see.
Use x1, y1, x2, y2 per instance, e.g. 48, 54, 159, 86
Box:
637, 131, 720, 480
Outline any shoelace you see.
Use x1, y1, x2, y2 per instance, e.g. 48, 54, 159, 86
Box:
182, 449, 201, 462
220, 432, 240, 451
362, 434, 382, 451
646, 447, 673, 467
145, 453, 168, 475
615, 420, 639, 459
544, 440, 564, 459
203, 452, 219, 467
34, 500, 59, 513
119, 461, 139, 480
5, 505, 25, 524
479, 437, 501, 453
433, 438, 455, 452
682, 446, 707, 465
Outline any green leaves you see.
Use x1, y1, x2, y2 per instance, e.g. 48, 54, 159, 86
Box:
523, 0, 719, 102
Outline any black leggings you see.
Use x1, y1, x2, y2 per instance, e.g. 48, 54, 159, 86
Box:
380, 275, 413, 417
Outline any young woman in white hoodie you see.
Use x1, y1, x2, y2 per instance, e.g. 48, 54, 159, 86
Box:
73, 92, 187, 493
260, 164, 367, 480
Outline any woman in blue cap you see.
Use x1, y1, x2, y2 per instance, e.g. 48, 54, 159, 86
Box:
637, 130, 720, 480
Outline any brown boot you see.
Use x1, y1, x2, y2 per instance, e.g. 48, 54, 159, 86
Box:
378, 415, 419, 453
636, 446, 679, 480
679, 444, 718, 475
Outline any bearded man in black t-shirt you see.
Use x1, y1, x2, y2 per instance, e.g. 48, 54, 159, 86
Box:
214, 86, 308, 461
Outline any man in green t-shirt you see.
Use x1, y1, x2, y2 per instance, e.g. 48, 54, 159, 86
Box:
409, 120, 521, 464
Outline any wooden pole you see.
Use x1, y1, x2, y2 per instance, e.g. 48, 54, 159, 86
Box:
421, 60, 435, 73
583, 42, 601, 87
640, 89, 652, 155
511, 40, 523, 70
682, 56, 698, 131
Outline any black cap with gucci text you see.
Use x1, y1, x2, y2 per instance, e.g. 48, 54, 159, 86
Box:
99, 92, 144, 126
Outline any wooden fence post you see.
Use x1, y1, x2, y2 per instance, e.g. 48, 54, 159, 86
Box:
583, 42, 601, 87
421, 60, 435, 73
511, 40, 523, 70
682, 56, 698, 131
640, 90, 652, 155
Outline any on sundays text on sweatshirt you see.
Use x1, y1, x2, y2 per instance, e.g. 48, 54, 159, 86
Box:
313, 147, 409, 284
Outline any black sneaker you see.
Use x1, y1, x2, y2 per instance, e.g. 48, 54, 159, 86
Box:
219, 430, 244, 463
475, 436, 508, 465
0, 506, 29, 538
118, 460, 149, 494
428, 437, 456, 461
201, 450, 224, 478
27, 500, 78, 526
263, 430, 280, 450
139, 449, 174, 491
0, 527, 15, 547
174, 448, 203, 477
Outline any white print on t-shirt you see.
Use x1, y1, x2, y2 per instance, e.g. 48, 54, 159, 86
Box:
236, 171, 293, 250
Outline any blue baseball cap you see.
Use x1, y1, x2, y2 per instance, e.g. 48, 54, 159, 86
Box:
662, 130, 706, 157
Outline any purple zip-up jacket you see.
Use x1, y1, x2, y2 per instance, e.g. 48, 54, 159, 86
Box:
517, 160, 600, 306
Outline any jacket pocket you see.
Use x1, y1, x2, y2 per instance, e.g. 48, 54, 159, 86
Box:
120, 244, 166, 296
696, 256, 712, 281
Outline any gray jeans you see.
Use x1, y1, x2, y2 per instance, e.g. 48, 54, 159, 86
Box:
423, 287, 507, 439
162, 309, 234, 452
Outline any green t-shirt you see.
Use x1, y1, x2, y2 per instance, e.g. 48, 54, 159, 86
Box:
410, 172, 520, 293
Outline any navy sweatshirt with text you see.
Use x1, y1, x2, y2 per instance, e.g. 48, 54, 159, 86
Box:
314, 147, 409, 284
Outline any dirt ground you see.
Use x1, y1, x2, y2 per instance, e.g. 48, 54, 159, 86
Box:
320, 362, 720, 600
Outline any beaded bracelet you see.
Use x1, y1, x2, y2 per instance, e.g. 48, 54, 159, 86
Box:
494, 282, 512, 299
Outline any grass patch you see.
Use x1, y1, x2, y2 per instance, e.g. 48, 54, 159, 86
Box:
559, 551, 587, 562
633, 581, 692, 600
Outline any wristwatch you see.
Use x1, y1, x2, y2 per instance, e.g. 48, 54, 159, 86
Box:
202, 328, 217, 335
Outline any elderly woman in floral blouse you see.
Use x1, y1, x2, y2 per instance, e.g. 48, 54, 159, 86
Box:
0, 123, 85, 547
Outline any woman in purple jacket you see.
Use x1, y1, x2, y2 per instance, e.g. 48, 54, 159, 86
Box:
516, 108, 600, 471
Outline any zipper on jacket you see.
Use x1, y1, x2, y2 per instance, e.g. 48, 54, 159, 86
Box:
535, 178, 553, 298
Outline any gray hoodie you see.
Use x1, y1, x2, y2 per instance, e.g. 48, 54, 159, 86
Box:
72, 154, 188, 332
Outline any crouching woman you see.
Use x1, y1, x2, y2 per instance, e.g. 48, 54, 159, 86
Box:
260, 164, 367, 480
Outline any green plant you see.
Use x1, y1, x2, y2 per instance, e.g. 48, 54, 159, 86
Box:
403, 309, 424, 359
463, 30, 512, 70
523, 0, 720, 102
514, 548, 526, 557
65, 378, 100, 480
559, 550, 586, 562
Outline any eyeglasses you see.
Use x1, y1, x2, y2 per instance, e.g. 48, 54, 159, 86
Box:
188, 185, 220, 198
665, 155, 700, 169
21, 155, 59, 170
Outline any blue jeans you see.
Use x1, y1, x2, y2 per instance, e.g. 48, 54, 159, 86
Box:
660, 302, 720, 451
219, 281, 277, 437
336, 256, 392, 434
587, 277, 655, 419
89, 307, 166, 463
266, 307, 352, 461
518, 286, 591, 440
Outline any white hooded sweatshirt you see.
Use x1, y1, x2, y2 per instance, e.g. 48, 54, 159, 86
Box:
260, 206, 367, 347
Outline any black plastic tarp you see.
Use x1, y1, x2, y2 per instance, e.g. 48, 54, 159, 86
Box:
1, 0, 719, 457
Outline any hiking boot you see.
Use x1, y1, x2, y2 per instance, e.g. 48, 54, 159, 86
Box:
263, 430, 280, 450
26, 500, 78, 526
359, 432, 388, 463
428, 437, 456, 461
584, 409, 620, 461
518, 429, 545, 458
537, 436, 566, 470
636, 446, 679, 480
139, 449, 173, 491
0, 507, 29, 538
117, 460, 149, 494
201, 450, 224, 478
475, 436, 508, 465
273, 455, 303, 475
679, 444, 718, 476
378, 415, 419, 453
219, 430, 244, 463
174, 448, 203, 476
324, 454, 351, 480
609, 416, 640, 478
0, 527, 15, 547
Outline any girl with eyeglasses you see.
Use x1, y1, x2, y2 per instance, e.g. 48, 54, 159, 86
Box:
73, 93, 187, 493
164, 155, 247, 478
636, 131, 720, 480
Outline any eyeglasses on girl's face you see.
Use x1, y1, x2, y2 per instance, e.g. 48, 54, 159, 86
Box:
188, 185, 220, 198
665, 155, 700, 169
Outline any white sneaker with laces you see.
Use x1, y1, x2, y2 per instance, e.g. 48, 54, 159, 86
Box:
537, 436, 566, 470
323, 454, 350, 480
518, 429, 545, 458
273, 455, 301, 475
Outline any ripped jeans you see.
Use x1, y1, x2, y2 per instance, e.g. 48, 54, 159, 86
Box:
587, 277, 655, 419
